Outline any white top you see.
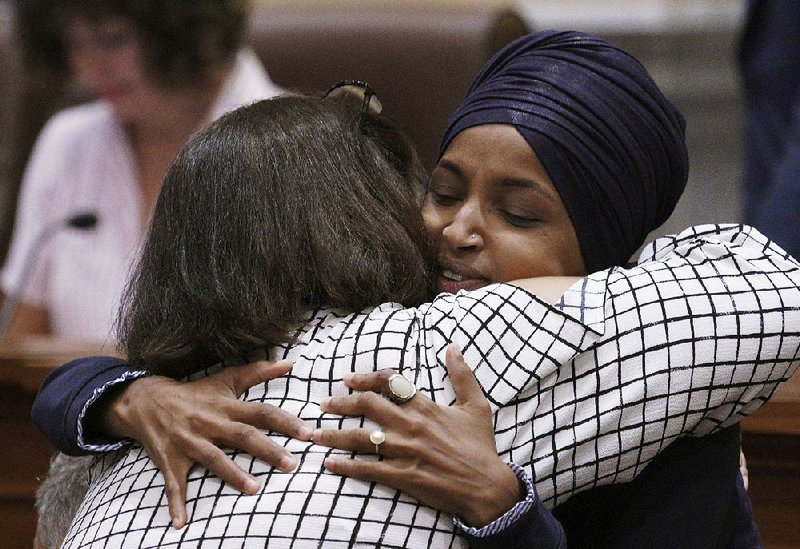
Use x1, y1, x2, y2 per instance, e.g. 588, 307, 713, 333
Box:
0, 49, 282, 340
62, 225, 800, 548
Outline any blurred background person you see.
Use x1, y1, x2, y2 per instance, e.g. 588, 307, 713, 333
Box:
738, 0, 800, 258
0, 0, 281, 339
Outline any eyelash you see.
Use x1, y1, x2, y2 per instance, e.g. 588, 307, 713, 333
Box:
430, 190, 459, 207
429, 189, 537, 228
501, 211, 537, 228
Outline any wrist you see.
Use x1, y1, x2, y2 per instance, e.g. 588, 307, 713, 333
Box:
93, 375, 158, 440
459, 461, 523, 527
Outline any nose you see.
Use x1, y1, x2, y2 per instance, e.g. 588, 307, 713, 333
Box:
67, 37, 117, 94
69, 49, 109, 91
441, 200, 485, 251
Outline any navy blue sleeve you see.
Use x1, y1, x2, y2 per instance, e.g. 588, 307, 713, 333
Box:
465, 500, 567, 549
730, 472, 763, 549
455, 463, 566, 549
31, 356, 147, 455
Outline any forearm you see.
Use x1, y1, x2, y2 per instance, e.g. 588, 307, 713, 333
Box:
456, 464, 566, 549
520, 224, 800, 505
604, 223, 799, 437
466, 502, 567, 549
32, 356, 147, 454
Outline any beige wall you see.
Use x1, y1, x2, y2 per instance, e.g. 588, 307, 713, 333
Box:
251, 0, 517, 7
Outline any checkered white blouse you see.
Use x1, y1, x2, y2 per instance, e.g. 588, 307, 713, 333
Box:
62, 225, 800, 548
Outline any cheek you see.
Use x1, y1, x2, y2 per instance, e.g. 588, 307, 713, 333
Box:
488, 231, 583, 280
490, 240, 550, 280
117, 48, 147, 80
482, 230, 540, 280
553, 224, 587, 275
67, 49, 96, 80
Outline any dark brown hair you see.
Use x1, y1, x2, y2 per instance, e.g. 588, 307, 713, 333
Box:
117, 96, 434, 375
15, 0, 248, 86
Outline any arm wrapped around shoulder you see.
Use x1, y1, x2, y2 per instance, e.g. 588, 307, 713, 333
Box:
622, 223, 800, 435
482, 223, 800, 507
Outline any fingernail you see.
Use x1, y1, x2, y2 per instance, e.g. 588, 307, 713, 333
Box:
320, 397, 331, 411
279, 454, 297, 472
324, 456, 339, 469
244, 477, 260, 493
343, 373, 354, 384
311, 428, 322, 444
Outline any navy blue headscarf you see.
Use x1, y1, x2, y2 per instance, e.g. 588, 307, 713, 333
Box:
440, 30, 689, 272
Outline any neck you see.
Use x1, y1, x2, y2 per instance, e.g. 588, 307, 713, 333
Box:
128, 64, 232, 141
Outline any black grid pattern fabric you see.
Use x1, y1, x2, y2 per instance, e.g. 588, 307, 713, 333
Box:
62, 225, 800, 548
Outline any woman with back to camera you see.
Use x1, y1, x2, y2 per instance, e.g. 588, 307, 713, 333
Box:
37, 32, 795, 547
1, 0, 280, 338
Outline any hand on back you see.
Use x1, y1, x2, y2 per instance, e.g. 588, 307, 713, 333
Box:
312, 344, 522, 527
103, 359, 313, 529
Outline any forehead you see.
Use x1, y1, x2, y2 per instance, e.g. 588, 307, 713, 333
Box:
444, 124, 530, 160
436, 124, 561, 202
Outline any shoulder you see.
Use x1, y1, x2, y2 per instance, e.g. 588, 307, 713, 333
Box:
420, 284, 589, 346
305, 287, 543, 339
233, 48, 282, 97
15, 101, 129, 227
34, 102, 118, 154
636, 223, 796, 265
208, 48, 283, 120
24, 101, 121, 188
423, 283, 552, 317
632, 223, 800, 294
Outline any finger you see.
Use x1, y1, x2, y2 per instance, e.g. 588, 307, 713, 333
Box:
161, 461, 190, 529
312, 427, 408, 458
323, 455, 397, 485
219, 359, 294, 396
231, 401, 313, 440
217, 422, 299, 472
312, 427, 373, 453
189, 440, 263, 494
320, 391, 399, 424
342, 369, 397, 393
445, 343, 484, 406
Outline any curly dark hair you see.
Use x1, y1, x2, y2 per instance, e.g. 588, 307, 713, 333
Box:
14, 0, 248, 86
118, 95, 434, 376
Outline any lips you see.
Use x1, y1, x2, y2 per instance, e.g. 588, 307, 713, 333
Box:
435, 256, 491, 294
98, 84, 129, 101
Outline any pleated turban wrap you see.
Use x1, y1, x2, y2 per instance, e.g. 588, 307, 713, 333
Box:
440, 30, 689, 272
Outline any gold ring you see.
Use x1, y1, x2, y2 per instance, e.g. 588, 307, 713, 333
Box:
384, 373, 417, 404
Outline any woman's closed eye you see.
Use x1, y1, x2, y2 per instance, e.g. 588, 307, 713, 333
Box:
428, 189, 461, 207
500, 209, 538, 228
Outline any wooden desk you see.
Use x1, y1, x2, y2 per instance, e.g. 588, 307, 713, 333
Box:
741, 373, 800, 435
0, 337, 117, 390
739, 374, 800, 549
0, 338, 112, 549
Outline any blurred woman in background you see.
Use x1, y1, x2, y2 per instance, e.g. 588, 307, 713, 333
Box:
1, 0, 281, 339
